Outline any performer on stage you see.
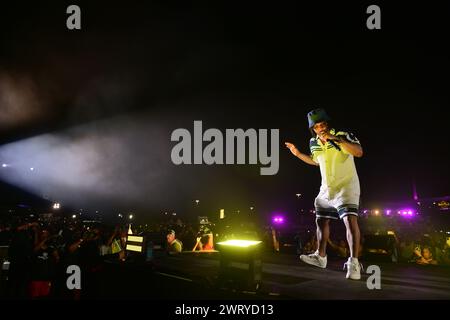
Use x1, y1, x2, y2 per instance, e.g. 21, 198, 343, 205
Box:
285, 108, 364, 280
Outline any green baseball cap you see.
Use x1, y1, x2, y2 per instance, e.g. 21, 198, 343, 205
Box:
307, 108, 331, 128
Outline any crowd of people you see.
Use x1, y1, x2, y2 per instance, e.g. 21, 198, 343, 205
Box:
0, 214, 225, 299
0, 212, 449, 299
0, 218, 133, 299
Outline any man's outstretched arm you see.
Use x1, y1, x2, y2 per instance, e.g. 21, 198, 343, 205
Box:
285, 142, 319, 166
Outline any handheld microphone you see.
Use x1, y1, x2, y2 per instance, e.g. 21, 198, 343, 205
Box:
319, 131, 341, 151
327, 139, 341, 151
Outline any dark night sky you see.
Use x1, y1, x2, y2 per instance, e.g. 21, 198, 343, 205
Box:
0, 2, 449, 219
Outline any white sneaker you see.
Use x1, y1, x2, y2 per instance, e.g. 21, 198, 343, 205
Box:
299, 251, 327, 269
343, 257, 363, 280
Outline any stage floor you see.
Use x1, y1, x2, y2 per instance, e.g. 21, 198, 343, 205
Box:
143, 251, 450, 300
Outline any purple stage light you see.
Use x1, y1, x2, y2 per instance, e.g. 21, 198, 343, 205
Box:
398, 208, 415, 218
272, 215, 285, 224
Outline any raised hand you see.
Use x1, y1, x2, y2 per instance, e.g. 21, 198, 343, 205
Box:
285, 142, 299, 156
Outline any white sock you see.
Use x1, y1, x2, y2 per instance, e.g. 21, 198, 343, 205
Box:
350, 257, 359, 263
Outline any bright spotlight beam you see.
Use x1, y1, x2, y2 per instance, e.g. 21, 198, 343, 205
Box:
0, 113, 178, 211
